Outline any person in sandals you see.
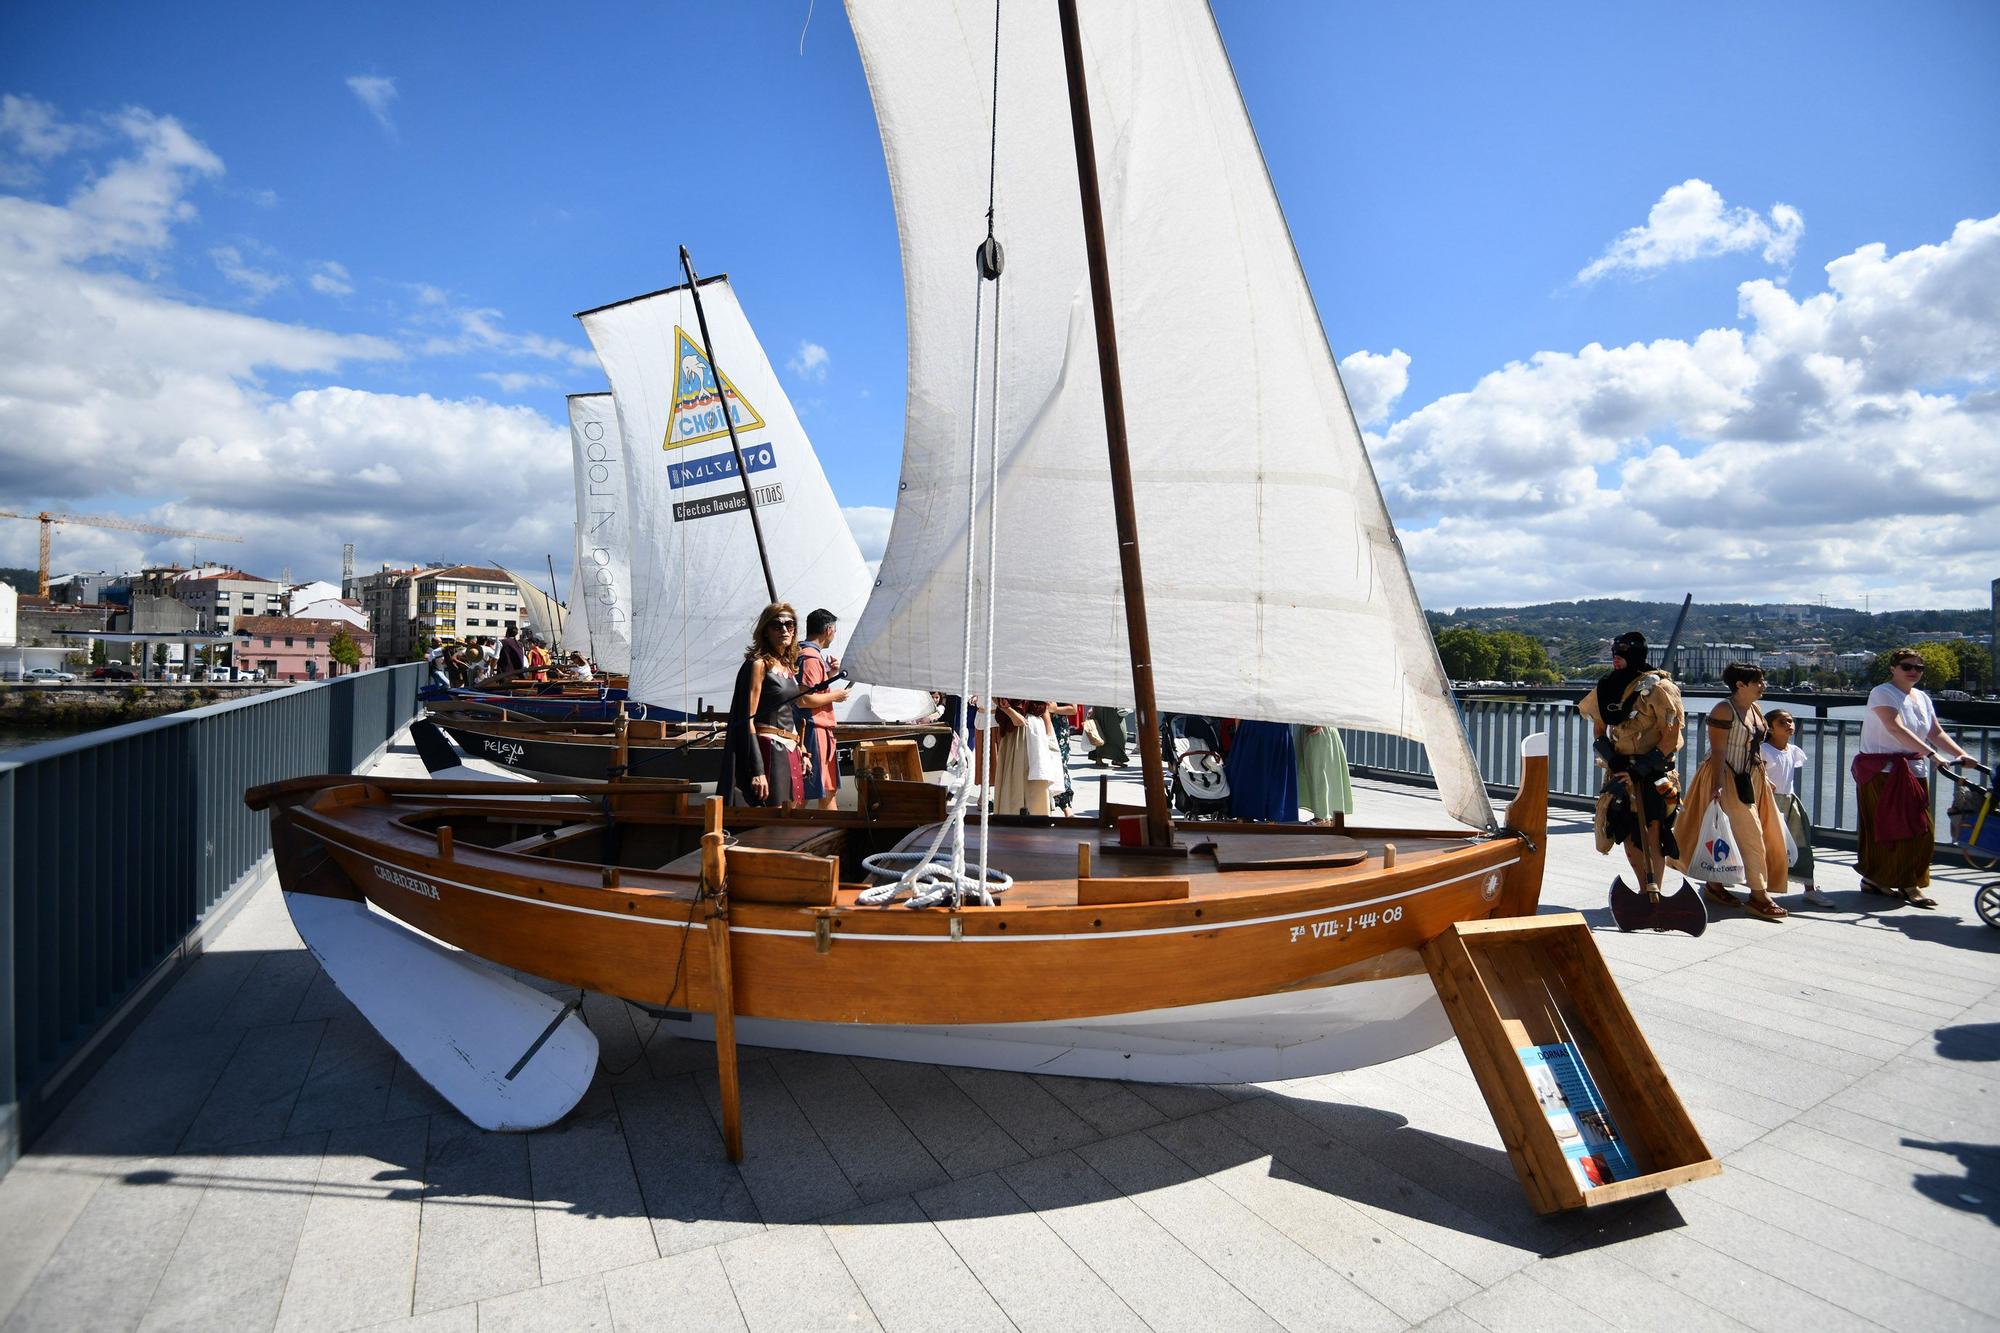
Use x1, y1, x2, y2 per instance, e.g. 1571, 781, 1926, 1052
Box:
1673, 662, 1790, 921
1854, 648, 1975, 908
1577, 630, 1684, 896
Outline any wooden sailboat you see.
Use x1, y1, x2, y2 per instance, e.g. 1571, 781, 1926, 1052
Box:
252, 0, 1550, 1128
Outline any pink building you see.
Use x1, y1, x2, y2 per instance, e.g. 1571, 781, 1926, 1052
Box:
233, 615, 377, 683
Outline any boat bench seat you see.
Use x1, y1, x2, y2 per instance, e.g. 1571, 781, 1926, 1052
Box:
654, 821, 844, 875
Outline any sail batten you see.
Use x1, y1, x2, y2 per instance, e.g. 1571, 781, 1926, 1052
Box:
842, 0, 1494, 828
579, 278, 875, 716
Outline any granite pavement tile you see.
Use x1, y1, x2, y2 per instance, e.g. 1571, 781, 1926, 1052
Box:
1033, 1074, 1170, 1138
1453, 1269, 1612, 1333
821, 1196, 1012, 1333
599, 1247, 746, 1332
130, 950, 259, 1039
284, 1014, 397, 1135
30, 1027, 244, 1160
412, 1114, 540, 1314
715, 1225, 882, 1333
1075, 1127, 1403, 1332
1724, 1138, 1995, 1263
1212, 1096, 1541, 1290
289, 967, 361, 1024
0, 1154, 115, 1326
768, 1051, 950, 1203
914, 1170, 1145, 1332
1143, 1110, 1478, 1325
212, 949, 321, 1031
999, 1150, 1278, 1332
273, 1115, 430, 1333
1520, 1242, 1752, 1333
614, 1076, 764, 1256
178, 1019, 326, 1152
849, 1057, 1029, 1180
698, 1061, 861, 1224
1670, 1187, 1991, 1333
359, 1304, 477, 1333
137, 1132, 327, 1333
476, 1271, 614, 1333
524, 1094, 657, 1284
944, 1066, 1101, 1157
2, 1152, 204, 1333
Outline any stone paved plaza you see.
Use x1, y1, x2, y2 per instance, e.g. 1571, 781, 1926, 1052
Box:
1, 734, 1996, 1331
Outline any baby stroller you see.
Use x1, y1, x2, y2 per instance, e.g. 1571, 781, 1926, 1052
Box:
1942, 758, 2000, 929
1165, 714, 1232, 819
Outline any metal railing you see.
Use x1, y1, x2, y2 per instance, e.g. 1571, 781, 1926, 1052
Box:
1343, 698, 2000, 839
1, 663, 424, 1172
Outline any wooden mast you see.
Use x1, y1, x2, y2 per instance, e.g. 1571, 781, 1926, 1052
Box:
678, 247, 779, 605
1055, 0, 1175, 849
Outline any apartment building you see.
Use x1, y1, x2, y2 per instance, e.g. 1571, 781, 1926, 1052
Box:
170, 569, 288, 631
347, 564, 521, 660
233, 615, 377, 682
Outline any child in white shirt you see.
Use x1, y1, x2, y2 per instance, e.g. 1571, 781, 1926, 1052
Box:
1762, 710, 1831, 907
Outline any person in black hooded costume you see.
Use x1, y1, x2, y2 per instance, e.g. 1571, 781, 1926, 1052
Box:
1575, 631, 1685, 893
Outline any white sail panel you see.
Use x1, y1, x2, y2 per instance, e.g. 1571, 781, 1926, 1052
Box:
498, 566, 565, 647
567, 392, 631, 675
579, 278, 875, 716
843, 0, 1492, 828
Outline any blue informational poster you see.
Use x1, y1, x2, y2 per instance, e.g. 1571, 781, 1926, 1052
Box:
1517, 1042, 1639, 1189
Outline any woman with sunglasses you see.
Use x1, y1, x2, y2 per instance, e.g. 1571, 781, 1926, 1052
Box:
718, 602, 810, 808
1854, 648, 1973, 907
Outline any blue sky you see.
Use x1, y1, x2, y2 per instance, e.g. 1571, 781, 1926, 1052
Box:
2, 1, 1996, 608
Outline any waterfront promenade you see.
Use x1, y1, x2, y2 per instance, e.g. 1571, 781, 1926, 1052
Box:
1, 737, 1994, 1331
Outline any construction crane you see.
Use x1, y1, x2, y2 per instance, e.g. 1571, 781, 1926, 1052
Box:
0, 510, 243, 598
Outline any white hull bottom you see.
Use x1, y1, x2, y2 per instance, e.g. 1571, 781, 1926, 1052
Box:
664, 973, 1453, 1084
285, 891, 598, 1130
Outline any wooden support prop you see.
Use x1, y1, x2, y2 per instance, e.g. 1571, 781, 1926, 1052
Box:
435, 825, 453, 860
1381, 843, 1397, 869
699, 796, 743, 1162
612, 711, 631, 776
1076, 842, 1092, 879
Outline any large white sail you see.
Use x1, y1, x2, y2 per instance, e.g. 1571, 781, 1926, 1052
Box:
497, 566, 565, 647
842, 0, 1492, 828
565, 531, 591, 661
567, 392, 631, 675
578, 278, 875, 716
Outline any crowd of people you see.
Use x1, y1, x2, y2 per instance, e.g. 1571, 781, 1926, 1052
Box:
1582, 632, 1976, 922
425, 625, 594, 690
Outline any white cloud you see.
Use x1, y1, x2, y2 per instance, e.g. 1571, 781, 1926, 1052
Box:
414, 298, 598, 369
0, 98, 576, 587
478, 370, 559, 394
1375, 212, 2000, 608
1339, 348, 1410, 427
842, 505, 894, 562
0, 94, 93, 183
1578, 179, 1803, 283
210, 244, 287, 302
308, 259, 353, 296
346, 75, 399, 140
789, 340, 829, 381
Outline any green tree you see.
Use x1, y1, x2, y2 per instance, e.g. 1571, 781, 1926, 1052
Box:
328, 628, 362, 674
1487, 630, 1562, 685
1435, 626, 1498, 682
1867, 641, 1961, 687
90, 638, 108, 666
1943, 641, 1991, 691
152, 643, 168, 670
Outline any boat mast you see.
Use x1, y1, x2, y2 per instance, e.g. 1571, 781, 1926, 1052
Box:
1055, 0, 1174, 849
678, 246, 779, 605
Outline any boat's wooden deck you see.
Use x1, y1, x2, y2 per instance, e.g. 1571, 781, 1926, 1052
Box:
345, 792, 1498, 914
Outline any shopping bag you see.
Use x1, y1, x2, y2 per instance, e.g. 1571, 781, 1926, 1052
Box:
1082, 717, 1104, 747
1685, 800, 1746, 885
1779, 806, 1799, 868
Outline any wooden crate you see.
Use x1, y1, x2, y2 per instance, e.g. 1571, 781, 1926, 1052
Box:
1420, 914, 1720, 1214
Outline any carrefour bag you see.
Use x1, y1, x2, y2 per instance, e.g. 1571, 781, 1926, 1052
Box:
1685, 801, 1746, 885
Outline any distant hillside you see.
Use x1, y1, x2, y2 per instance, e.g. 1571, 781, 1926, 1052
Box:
0, 567, 36, 595
1426, 598, 1991, 672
